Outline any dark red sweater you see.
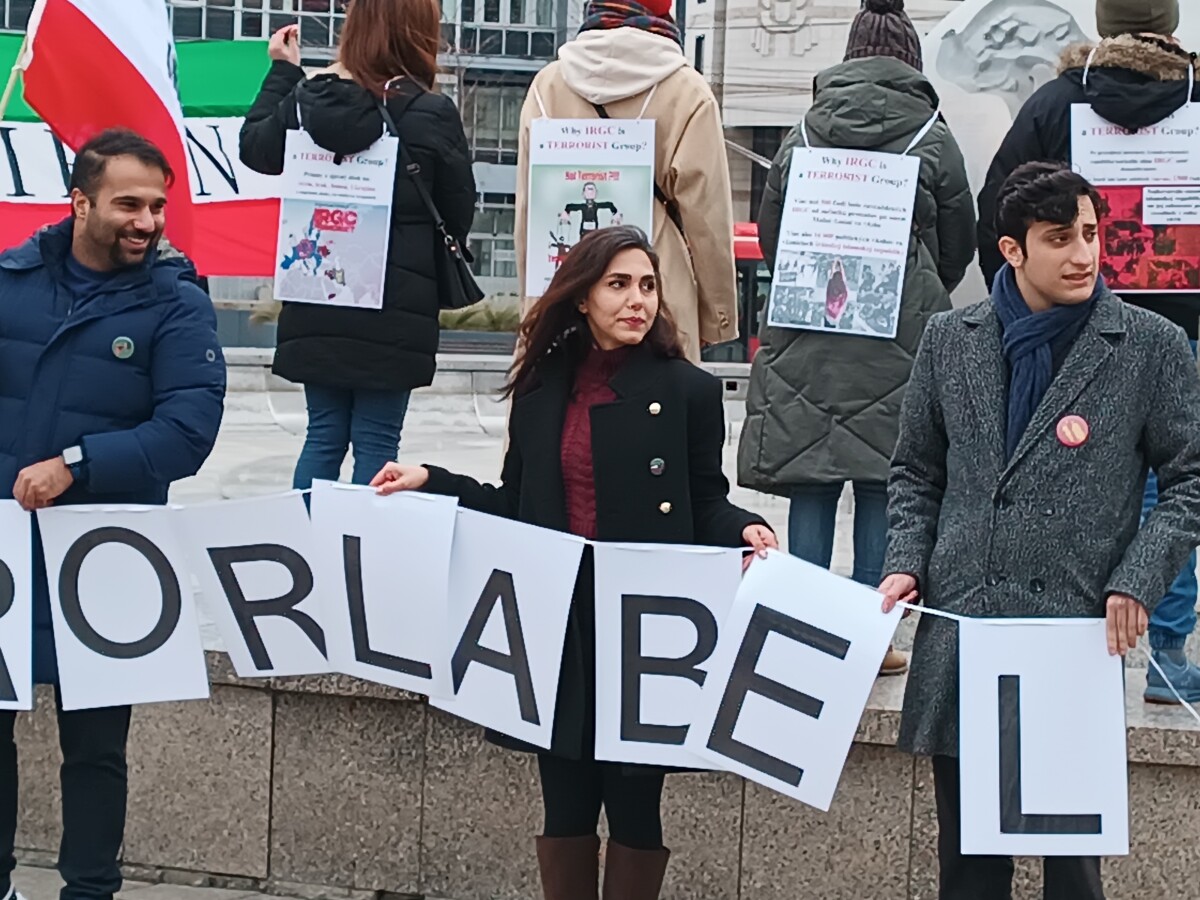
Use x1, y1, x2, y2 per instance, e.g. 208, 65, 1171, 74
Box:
561, 346, 633, 539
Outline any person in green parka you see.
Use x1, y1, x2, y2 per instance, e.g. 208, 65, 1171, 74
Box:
737, 0, 977, 676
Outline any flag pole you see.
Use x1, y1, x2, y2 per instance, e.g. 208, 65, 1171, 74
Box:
0, 34, 28, 121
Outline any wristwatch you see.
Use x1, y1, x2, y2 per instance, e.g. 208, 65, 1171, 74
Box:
62, 445, 86, 483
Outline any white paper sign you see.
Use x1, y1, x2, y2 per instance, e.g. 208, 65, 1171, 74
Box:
958, 618, 1129, 857
311, 481, 458, 698
525, 118, 656, 297
593, 543, 743, 768
175, 492, 329, 678
38, 506, 209, 710
0, 502, 33, 711
687, 551, 901, 811
275, 129, 397, 309
767, 147, 921, 339
432, 508, 586, 749
1071, 104, 1200, 187
1144, 186, 1200, 226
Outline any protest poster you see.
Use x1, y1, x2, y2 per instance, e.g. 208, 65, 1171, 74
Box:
176, 492, 330, 678
432, 508, 586, 750
310, 482, 459, 698
0, 502, 33, 711
686, 551, 901, 811
37, 506, 209, 711
766, 145, 921, 338
275, 129, 397, 309
1072, 103, 1200, 293
592, 543, 743, 769
958, 618, 1128, 857
525, 118, 655, 297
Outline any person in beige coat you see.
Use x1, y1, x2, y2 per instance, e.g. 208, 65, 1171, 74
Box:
515, 0, 738, 362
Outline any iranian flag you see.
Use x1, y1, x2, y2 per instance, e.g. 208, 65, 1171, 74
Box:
1, 18, 280, 276
21, 0, 197, 253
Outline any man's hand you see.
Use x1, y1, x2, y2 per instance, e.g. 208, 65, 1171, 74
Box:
1106, 592, 1148, 657
879, 573, 919, 615
13, 457, 74, 511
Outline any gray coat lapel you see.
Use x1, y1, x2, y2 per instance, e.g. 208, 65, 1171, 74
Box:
1003, 293, 1126, 478
960, 302, 1007, 473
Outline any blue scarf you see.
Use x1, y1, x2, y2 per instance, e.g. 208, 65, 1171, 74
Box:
992, 264, 1102, 459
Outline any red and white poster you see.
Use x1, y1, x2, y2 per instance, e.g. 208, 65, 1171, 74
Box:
1072, 103, 1200, 294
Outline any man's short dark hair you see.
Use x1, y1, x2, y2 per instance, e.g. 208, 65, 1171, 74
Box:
995, 162, 1105, 248
68, 128, 175, 201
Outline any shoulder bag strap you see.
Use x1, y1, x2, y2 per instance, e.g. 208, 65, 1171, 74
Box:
376, 93, 453, 239
590, 102, 686, 242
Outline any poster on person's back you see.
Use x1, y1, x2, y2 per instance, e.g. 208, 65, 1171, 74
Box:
525, 119, 655, 297
1071, 103, 1200, 294
766, 147, 920, 339
274, 129, 397, 310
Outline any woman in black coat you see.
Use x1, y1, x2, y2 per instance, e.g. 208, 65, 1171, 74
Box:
371, 226, 776, 900
239, 0, 476, 492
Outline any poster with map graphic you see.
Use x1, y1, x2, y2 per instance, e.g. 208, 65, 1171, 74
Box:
1072, 104, 1200, 294
275, 130, 397, 309
525, 118, 655, 298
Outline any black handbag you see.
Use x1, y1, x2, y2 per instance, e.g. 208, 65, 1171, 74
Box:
375, 96, 484, 311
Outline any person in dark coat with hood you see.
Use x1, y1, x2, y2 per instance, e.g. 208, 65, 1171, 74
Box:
370, 226, 776, 900
975, 0, 1200, 706
240, 0, 476, 492
739, 0, 976, 678
0, 129, 226, 900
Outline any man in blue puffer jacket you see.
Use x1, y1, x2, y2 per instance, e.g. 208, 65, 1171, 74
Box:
0, 129, 226, 900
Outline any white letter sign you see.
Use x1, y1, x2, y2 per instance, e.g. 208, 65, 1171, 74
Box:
432, 508, 586, 750
593, 543, 742, 768
38, 506, 209, 710
687, 551, 901, 811
958, 618, 1129, 857
0, 502, 33, 711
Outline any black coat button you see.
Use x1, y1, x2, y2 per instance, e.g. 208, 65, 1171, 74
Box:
650, 458, 665, 476
1030, 579, 1045, 594
986, 573, 1004, 587
1042, 507, 1055, 517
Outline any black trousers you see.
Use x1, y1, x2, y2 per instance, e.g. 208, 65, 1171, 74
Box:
537, 754, 666, 850
933, 756, 1105, 900
0, 691, 131, 900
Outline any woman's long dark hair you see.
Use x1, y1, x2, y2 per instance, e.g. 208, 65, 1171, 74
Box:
506, 226, 685, 398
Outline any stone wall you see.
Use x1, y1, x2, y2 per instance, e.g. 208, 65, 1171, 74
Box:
13, 654, 1200, 900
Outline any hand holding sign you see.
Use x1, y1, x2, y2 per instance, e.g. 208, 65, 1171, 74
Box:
370, 462, 430, 494
268, 25, 300, 66
878, 573, 919, 615
740, 525, 777, 572
1105, 592, 1147, 657
13, 457, 74, 511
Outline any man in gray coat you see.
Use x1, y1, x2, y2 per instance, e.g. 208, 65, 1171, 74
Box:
880, 162, 1200, 899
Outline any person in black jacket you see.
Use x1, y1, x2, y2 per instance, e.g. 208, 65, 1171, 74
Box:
975, 0, 1200, 706
370, 226, 776, 900
239, 0, 476, 492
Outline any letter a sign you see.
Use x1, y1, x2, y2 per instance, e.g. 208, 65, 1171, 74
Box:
957, 618, 1129, 857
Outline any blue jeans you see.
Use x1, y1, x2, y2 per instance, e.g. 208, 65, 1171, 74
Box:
788, 481, 888, 587
292, 384, 411, 491
1143, 469, 1199, 650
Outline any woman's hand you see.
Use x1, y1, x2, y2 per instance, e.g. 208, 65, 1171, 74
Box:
879, 573, 919, 615
741, 524, 778, 572
268, 25, 301, 65
370, 462, 430, 495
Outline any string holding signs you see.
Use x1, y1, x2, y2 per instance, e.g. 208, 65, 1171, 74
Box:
310, 481, 459, 698
686, 551, 902, 811
432, 508, 586, 750
525, 117, 656, 297
0, 501, 33, 711
592, 542, 743, 769
176, 491, 329, 678
958, 618, 1129, 858
37, 505, 210, 711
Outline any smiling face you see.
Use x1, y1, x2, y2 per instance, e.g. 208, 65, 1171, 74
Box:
579, 247, 659, 350
1001, 194, 1100, 311
71, 154, 167, 271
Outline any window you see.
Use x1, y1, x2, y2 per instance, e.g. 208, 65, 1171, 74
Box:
166, 0, 348, 49
455, 0, 556, 58
2, 0, 34, 30
694, 34, 705, 74
461, 83, 525, 165
469, 196, 518, 279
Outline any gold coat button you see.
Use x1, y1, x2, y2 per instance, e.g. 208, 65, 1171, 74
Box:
648, 402, 662, 416
659, 501, 672, 514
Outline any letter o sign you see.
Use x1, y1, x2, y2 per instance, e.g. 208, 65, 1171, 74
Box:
58, 527, 182, 660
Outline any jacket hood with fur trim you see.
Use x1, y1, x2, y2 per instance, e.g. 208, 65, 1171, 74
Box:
1057, 34, 1198, 130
